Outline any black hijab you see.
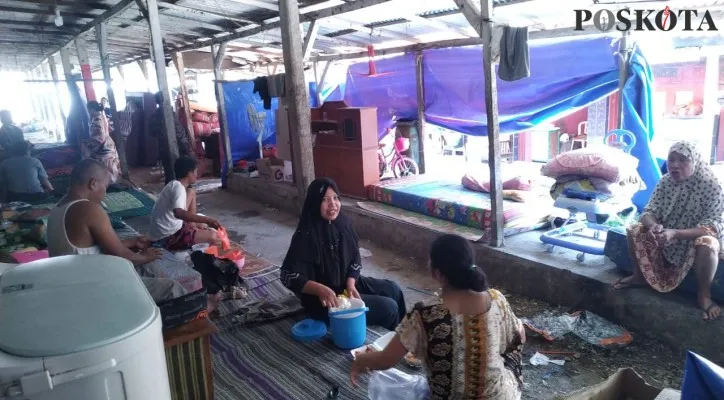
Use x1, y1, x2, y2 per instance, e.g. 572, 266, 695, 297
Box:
282, 178, 361, 292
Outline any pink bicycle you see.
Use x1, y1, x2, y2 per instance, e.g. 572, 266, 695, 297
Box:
378, 137, 419, 178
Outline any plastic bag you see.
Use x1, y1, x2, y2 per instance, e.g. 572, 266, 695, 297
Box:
368, 369, 430, 400
523, 311, 633, 348
217, 226, 231, 250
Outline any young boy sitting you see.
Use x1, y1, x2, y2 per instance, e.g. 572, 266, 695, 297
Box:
0, 140, 54, 202
150, 156, 220, 250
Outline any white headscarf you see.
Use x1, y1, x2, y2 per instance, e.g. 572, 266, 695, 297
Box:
643, 141, 724, 265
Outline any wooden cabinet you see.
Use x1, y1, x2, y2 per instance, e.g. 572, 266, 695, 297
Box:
311, 102, 379, 198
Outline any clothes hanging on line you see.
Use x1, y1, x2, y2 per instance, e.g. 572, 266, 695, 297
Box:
498, 26, 530, 82
253, 76, 272, 110
267, 74, 286, 98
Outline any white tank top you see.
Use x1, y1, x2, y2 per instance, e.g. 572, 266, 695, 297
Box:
47, 199, 102, 257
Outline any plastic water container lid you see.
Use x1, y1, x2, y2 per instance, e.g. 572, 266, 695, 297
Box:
291, 319, 327, 342
0, 255, 157, 358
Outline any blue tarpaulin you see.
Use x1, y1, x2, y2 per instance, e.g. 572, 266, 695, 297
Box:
682, 352, 724, 399
221, 36, 658, 208
221, 80, 325, 162
341, 35, 658, 209
221, 80, 278, 164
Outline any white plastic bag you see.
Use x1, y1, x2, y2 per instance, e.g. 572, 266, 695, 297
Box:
368, 369, 429, 400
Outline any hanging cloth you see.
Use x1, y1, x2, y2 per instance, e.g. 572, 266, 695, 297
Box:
498, 26, 530, 82
267, 74, 286, 98
253, 76, 272, 110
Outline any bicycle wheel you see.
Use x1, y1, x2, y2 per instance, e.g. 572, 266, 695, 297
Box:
392, 157, 419, 178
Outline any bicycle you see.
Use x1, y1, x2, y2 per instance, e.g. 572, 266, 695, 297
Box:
378, 137, 419, 178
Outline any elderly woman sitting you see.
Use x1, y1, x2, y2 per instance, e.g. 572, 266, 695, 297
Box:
615, 141, 723, 320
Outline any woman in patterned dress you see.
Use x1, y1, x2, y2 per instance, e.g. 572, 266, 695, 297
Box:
351, 234, 524, 400
615, 141, 724, 320
83, 101, 120, 183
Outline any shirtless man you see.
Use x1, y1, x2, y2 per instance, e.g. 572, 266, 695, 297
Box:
47, 159, 185, 302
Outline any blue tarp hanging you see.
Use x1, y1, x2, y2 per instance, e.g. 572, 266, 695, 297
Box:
341, 35, 658, 209
343, 36, 624, 137
221, 80, 327, 163
623, 45, 660, 209
221, 81, 278, 163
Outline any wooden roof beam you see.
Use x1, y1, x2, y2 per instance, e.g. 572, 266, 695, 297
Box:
49, 0, 138, 67
19, 0, 112, 10
0, 5, 100, 19
0, 18, 84, 28
173, 0, 396, 52
157, 1, 257, 25
226, 0, 279, 12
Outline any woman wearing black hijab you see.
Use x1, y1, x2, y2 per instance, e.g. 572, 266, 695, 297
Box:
281, 178, 406, 330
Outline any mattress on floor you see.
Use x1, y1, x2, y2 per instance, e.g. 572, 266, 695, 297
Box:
367, 176, 552, 235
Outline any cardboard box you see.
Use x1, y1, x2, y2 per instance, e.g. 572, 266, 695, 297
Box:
275, 107, 292, 161
256, 158, 286, 182
564, 368, 663, 400
283, 160, 293, 182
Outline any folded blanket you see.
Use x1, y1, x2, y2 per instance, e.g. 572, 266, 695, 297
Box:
550, 176, 645, 201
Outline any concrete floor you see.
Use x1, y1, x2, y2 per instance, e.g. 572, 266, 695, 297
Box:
125, 184, 686, 399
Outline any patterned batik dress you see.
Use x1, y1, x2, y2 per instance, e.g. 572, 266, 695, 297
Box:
396, 289, 523, 400
627, 141, 724, 292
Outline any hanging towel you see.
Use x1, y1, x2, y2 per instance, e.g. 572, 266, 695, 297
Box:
498, 26, 530, 82
268, 73, 286, 98
253, 76, 272, 110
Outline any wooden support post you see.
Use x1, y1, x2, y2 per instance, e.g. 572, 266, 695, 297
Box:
41, 61, 63, 141
316, 60, 331, 107
34, 67, 52, 135
172, 52, 195, 148
211, 43, 233, 188
116, 65, 126, 81
59, 48, 75, 140
137, 60, 151, 91
279, 0, 316, 197
480, 0, 503, 247
415, 52, 426, 174
96, 22, 129, 179
74, 37, 96, 101
302, 20, 320, 61
59, 48, 73, 80
47, 54, 67, 129
145, 0, 179, 182
617, 31, 630, 130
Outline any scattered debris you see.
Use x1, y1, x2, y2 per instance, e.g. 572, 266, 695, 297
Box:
530, 352, 566, 366
359, 247, 373, 258
523, 311, 633, 348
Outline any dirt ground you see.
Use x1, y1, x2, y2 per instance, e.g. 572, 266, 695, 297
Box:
129, 172, 685, 399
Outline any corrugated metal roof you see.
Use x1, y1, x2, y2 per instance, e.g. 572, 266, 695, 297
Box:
2, 0, 720, 73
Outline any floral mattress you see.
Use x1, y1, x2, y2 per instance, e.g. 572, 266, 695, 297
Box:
367, 176, 552, 238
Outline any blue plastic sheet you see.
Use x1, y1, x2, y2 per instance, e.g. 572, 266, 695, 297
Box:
222, 80, 332, 165
343, 36, 622, 137
623, 46, 661, 209
341, 35, 658, 209
682, 352, 724, 399
221, 80, 278, 164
